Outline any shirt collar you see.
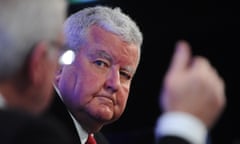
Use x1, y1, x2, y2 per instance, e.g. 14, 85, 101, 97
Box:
0, 92, 6, 109
54, 85, 89, 144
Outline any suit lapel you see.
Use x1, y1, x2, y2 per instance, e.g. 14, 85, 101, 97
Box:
45, 89, 109, 144
45, 90, 82, 144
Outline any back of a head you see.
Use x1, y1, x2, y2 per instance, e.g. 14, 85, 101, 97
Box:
0, 0, 66, 81
64, 5, 143, 57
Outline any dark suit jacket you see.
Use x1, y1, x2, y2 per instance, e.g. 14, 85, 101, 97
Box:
0, 109, 74, 144
157, 136, 191, 144
44, 90, 109, 144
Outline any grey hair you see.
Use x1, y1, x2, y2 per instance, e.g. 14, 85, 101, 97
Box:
0, 0, 66, 80
64, 5, 143, 62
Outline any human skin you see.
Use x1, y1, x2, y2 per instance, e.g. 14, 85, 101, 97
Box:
56, 25, 140, 132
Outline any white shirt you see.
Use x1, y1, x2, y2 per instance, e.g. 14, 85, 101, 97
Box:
70, 112, 89, 144
155, 112, 207, 144
0, 93, 6, 109
54, 86, 89, 144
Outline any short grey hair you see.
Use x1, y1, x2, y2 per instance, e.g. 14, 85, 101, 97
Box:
64, 5, 143, 62
0, 0, 66, 80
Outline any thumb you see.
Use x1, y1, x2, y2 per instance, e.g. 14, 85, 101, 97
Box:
169, 40, 192, 72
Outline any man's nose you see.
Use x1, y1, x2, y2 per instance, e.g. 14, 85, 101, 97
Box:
104, 70, 120, 93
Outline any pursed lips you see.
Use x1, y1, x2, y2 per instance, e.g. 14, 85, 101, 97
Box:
96, 94, 115, 105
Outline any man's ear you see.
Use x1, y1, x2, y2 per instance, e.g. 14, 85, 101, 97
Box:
28, 41, 48, 85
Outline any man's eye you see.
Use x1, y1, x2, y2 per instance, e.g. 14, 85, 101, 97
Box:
94, 60, 108, 67
120, 71, 131, 80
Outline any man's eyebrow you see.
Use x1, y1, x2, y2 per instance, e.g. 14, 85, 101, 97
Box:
122, 66, 135, 75
90, 50, 113, 62
90, 49, 135, 74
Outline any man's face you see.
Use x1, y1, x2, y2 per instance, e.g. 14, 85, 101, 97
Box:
56, 25, 139, 126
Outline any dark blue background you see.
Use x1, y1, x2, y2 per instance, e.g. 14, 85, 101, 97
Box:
68, 1, 239, 143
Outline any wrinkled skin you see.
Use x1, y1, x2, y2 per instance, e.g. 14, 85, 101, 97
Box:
56, 25, 140, 132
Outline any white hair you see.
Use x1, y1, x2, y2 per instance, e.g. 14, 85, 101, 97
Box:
64, 5, 143, 63
0, 0, 66, 80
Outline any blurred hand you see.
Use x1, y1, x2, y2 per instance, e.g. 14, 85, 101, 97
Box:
160, 40, 226, 128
